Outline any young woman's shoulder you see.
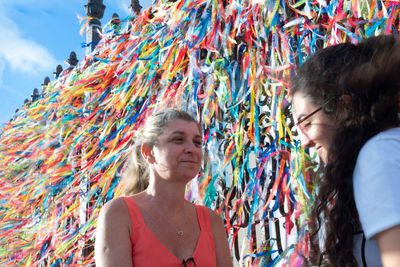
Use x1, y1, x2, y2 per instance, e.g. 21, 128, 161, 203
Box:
354, 127, 400, 239
357, 127, 400, 165
364, 127, 400, 146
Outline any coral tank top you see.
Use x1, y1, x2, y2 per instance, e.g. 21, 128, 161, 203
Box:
122, 197, 217, 267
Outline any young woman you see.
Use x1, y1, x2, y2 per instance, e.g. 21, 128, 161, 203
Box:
291, 35, 400, 266
95, 109, 233, 267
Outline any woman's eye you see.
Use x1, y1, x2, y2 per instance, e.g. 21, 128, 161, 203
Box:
194, 140, 202, 147
173, 138, 184, 142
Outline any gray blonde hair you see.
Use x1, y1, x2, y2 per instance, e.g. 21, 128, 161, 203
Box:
121, 108, 201, 195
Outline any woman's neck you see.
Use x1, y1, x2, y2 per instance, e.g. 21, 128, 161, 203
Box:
144, 178, 188, 213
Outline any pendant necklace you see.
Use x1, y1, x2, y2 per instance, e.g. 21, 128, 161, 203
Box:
148, 204, 187, 238
174, 206, 186, 237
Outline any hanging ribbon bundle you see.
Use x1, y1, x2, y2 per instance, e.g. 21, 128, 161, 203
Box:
0, 0, 399, 265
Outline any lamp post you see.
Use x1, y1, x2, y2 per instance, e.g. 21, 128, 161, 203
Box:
41, 77, 50, 96
130, 0, 143, 15
80, 3, 106, 264
54, 65, 63, 79
66, 51, 79, 70
31, 88, 40, 102
84, 0, 106, 54
111, 13, 121, 35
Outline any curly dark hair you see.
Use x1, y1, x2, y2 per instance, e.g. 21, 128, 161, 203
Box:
291, 35, 400, 266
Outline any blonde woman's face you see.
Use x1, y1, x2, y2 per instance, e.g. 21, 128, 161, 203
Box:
145, 119, 203, 182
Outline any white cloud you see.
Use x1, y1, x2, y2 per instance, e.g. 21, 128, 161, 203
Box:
0, 4, 57, 75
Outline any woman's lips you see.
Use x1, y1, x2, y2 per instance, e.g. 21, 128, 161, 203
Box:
181, 160, 198, 164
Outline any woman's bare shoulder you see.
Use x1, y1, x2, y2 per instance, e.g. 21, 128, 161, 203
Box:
99, 197, 131, 224
95, 197, 133, 266
206, 207, 223, 224
204, 207, 234, 267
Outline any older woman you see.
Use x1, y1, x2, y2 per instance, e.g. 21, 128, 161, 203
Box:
95, 109, 233, 267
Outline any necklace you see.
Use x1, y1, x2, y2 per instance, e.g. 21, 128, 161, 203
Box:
146, 203, 188, 238
171, 206, 187, 237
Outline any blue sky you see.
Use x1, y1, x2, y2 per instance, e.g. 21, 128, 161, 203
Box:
0, 0, 152, 126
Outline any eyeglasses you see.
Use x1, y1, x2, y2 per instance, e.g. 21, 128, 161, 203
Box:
182, 257, 196, 267
296, 106, 323, 126
295, 96, 337, 127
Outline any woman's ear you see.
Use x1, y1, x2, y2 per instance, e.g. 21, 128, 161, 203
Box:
141, 143, 154, 164
340, 94, 352, 104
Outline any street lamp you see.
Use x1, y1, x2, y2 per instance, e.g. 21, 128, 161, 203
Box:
130, 0, 142, 15
84, 0, 106, 54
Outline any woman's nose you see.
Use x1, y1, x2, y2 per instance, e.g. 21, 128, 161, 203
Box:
300, 132, 315, 148
184, 142, 195, 153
